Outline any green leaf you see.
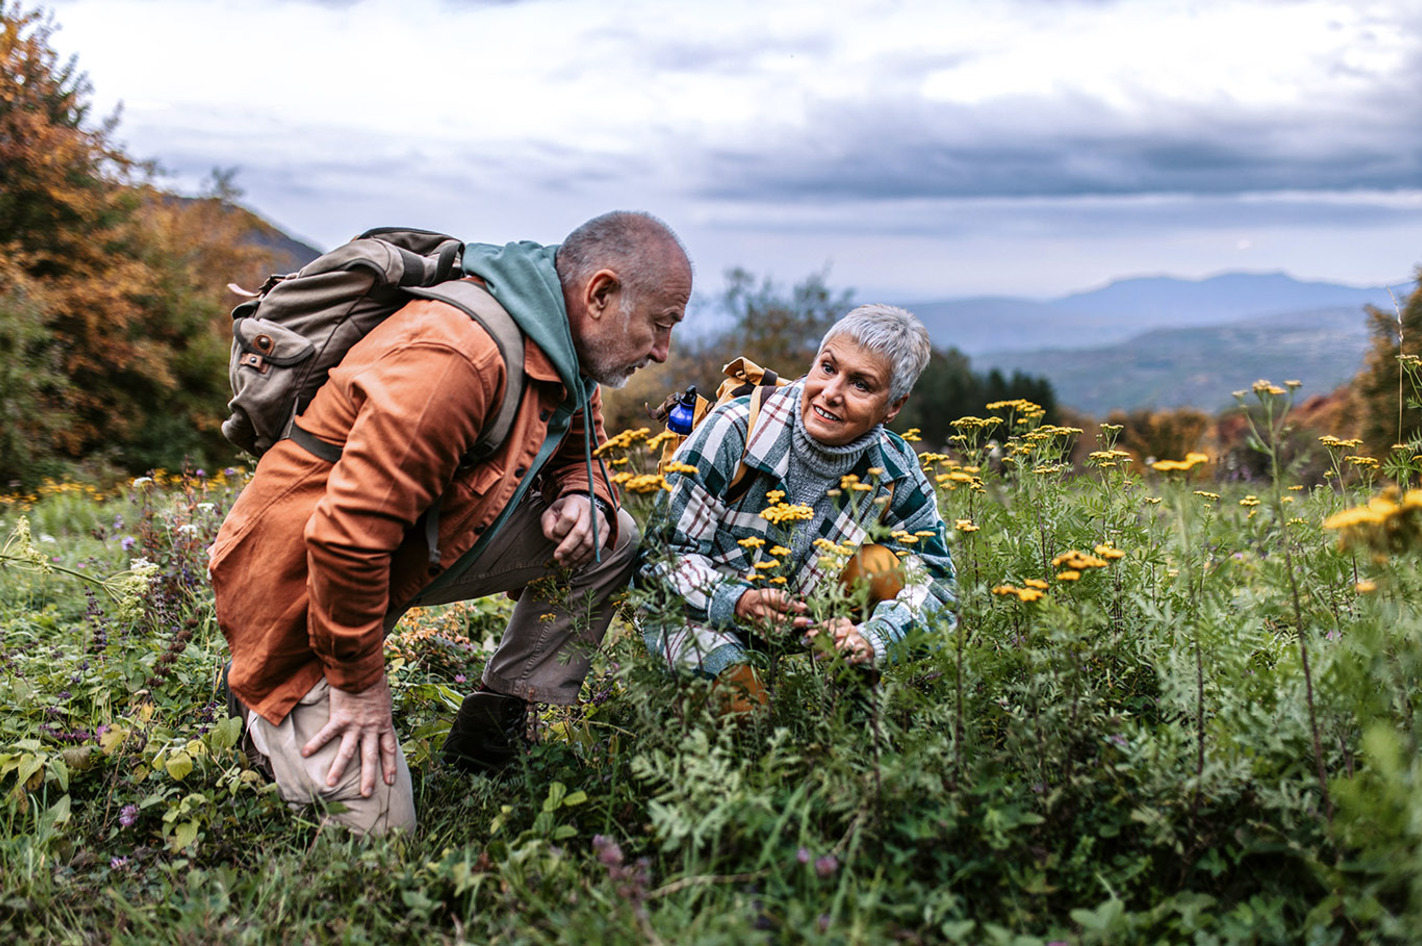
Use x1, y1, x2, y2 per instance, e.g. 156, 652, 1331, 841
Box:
165, 752, 193, 782
209, 716, 242, 753
15, 754, 43, 790
169, 819, 199, 852
542, 781, 567, 812
46, 793, 71, 826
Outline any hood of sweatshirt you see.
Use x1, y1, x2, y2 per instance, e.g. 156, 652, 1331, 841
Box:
459, 240, 595, 411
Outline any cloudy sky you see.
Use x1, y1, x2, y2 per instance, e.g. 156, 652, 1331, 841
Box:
46, 0, 1422, 302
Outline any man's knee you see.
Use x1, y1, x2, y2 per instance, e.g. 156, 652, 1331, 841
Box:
603, 508, 641, 565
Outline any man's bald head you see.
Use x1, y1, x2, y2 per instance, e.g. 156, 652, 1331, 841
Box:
555, 211, 692, 387
554, 211, 691, 303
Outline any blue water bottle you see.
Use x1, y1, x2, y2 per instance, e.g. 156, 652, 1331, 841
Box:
666, 386, 697, 435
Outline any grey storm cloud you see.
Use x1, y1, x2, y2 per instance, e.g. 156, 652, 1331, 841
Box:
689, 59, 1422, 202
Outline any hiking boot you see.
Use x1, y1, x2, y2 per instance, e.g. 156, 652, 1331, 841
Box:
442, 687, 528, 774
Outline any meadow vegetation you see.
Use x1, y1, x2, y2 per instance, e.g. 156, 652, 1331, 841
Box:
4, 359, 1422, 944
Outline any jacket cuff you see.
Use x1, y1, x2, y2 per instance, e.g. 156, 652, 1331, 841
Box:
709, 577, 752, 629
860, 620, 893, 664
319, 648, 387, 694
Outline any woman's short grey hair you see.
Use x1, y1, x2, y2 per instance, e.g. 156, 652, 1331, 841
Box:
818, 304, 932, 402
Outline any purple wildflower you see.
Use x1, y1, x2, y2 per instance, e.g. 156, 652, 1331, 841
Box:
593, 834, 624, 868
121, 536, 135, 551
815, 855, 838, 879
110, 856, 129, 870
454, 674, 467, 684
796, 847, 811, 864
119, 804, 138, 828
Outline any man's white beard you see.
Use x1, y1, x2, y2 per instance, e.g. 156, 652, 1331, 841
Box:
583, 355, 646, 389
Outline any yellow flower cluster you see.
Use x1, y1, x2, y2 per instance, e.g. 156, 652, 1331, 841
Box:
985, 399, 1046, 419
663, 461, 699, 474
1194, 491, 1220, 502
1151, 452, 1209, 473
1345, 456, 1379, 469
901, 428, 922, 442
1088, 449, 1134, 469
935, 470, 983, 491
646, 430, 678, 449
612, 473, 670, 494
760, 502, 815, 525
993, 584, 1045, 603
1319, 435, 1364, 450
1046, 548, 1114, 581
1093, 543, 1126, 560
1251, 379, 1288, 396
1239, 495, 1260, 508
595, 427, 650, 456
1323, 487, 1422, 556
955, 519, 979, 533
950, 415, 1004, 431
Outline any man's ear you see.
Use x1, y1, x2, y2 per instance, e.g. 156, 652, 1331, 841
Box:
585, 269, 621, 321
882, 393, 909, 425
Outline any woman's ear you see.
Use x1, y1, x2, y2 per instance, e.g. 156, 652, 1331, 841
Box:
882, 393, 909, 425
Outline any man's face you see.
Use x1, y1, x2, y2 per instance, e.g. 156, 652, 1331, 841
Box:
578, 261, 691, 388
800, 337, 906, 446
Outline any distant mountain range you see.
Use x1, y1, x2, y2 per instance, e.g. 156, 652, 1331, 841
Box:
903, 272, 1408, 416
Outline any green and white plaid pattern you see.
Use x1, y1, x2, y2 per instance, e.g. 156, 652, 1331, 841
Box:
636, 381, 957, 674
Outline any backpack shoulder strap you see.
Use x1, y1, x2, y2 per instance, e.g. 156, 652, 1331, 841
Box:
723, 383, 776, 506
406, 280, 527, 466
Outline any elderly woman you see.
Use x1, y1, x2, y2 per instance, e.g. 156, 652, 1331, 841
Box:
636, 304, 957, 708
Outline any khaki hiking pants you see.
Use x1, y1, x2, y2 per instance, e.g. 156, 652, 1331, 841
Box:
248, 495, 640, 835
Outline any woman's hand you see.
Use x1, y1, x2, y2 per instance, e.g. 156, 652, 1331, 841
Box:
735, 588, 811, 631
806, 617, 874, 664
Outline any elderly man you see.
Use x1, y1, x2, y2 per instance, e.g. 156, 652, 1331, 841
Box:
638, 304, 956, 710
211, 211, 691, 834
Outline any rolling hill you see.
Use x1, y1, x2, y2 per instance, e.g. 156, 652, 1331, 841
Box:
903, 272, 1404, 415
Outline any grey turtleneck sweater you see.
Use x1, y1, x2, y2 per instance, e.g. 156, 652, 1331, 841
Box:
783, 400, 881, 569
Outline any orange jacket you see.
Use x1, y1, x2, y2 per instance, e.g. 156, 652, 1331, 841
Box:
210, 296, 617, 725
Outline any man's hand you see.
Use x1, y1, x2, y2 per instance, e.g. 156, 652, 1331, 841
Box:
735, 588, 811, 631
541, 495, 613, 567
805, 617, 874, 665
301, 675, 398, 797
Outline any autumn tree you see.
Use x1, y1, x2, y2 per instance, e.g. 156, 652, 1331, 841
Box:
0, 4, 276, 483
1352, 275, 1422, 459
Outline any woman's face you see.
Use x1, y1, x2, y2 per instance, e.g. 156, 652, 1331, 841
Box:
800, 337, 907, 447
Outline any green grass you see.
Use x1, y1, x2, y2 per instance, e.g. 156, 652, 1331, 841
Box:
3, 390, 1422, 944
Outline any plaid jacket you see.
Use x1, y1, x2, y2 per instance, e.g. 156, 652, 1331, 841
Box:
636, 380, 957, 662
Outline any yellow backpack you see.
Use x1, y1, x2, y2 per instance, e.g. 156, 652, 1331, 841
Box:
652, 357, 787, 503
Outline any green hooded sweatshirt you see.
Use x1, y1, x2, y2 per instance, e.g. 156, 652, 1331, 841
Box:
419, 241, 610, 596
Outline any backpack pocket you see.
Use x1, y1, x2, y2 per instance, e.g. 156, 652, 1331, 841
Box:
224, 318, 319, 455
